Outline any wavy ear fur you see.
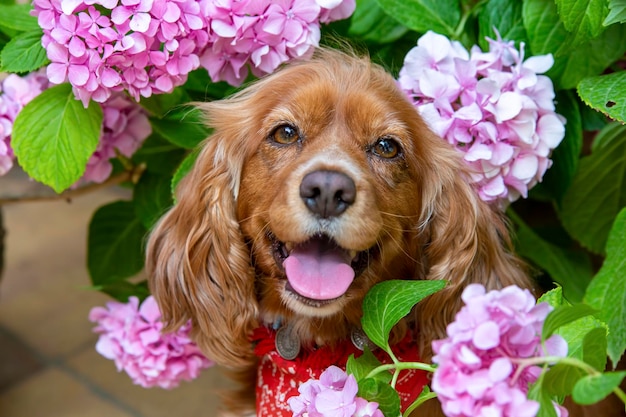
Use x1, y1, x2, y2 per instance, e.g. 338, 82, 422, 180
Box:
145, 92, 267, 368
414, 129, 532, 359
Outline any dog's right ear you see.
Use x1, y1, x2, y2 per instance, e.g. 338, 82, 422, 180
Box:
145, 96, 264, 369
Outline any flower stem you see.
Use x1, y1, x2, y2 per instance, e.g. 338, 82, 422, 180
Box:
403, 391, 438, 417
365, 361, 437, 381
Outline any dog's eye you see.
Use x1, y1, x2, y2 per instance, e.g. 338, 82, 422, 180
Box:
270, 124, 300, 145
372, 137, 401, 159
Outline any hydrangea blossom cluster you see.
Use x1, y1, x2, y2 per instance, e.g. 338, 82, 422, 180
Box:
32, 0, 355, 105
89, 296, 213, 389
432, 284, 568, 417
0, 72, 49, 175
398, 31, 566, 205
288, 366, 384, 417
77, 93, 152, 184
201, 0, 355, 86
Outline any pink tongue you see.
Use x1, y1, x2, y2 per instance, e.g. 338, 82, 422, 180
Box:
283, 240, 355, 300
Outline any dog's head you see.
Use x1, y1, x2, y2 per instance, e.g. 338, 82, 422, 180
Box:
146, 48, 530, 368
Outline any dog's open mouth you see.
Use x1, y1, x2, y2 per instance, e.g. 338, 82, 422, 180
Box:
270, 233, 369, 303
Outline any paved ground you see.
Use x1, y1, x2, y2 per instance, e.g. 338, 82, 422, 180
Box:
0, 168, 223, 417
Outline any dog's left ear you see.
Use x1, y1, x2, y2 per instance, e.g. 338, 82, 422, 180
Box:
412, 128, 532, 358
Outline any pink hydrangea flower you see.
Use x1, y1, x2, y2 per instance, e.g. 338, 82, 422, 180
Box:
32, 0, 356, 104
432, 284, 569, 417
0, 72, 49, 175
200, 0, 355, 86
89, 296, 213, 389
288, 366, 384, 417
398, 31, 566, 206
32, 0, 210, 105
76, 93, 152, 185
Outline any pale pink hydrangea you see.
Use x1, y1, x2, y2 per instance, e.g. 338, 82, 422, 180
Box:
0, 72, 49, 175
32, 0, 356, 104
432, 284, 569, 417
77, 93, 152, 185
398, 31, 566, 205
288, 366, 384, 417
89, 296, 213, 389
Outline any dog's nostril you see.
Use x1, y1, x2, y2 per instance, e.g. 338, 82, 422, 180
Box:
300, 170, 356, 218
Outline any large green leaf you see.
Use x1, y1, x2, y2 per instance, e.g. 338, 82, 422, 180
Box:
88, 200, 147, 285
149, 106, 210, 149
584, 208, 626, 367
572, 371, 626, 404
361, 280, 445, 352
131, 134, 186, 175
540, 91, 583, 205
477, 0, 528, 49
542, 304, 597, 342
578, 71, 626, 124
348, 0, 409, 44
0, 4, 40, 33
523, 0, 626, 90
512, 211, 593, 302
374, 0, 461, 37
12, 83, 103, 193
555, 0, 609, 46
0, 30, 48, 73
133, 172, 174, 229
559, 124, 626, 254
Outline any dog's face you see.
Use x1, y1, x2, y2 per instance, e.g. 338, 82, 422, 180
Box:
146, 49, 530, 370
236, 63, 429, 320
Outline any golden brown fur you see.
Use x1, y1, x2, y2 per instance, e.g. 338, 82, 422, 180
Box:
146, 48, 532, 416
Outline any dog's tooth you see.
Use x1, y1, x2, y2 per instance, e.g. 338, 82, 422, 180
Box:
285, 242, 294, 252
350, 250, 358, 260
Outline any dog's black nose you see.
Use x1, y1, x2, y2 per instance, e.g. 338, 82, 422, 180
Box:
300, 170, 356, 218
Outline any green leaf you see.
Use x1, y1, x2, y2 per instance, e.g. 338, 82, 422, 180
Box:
0, 4, 40, 33
584, 208, 626, 367
88, 200, 147, 285
538, 286, 566, 308
578, 71, 626, 124
559, 124, 626, 254
149, 105, 210, 149
592, 121, 625, 152
582, 327, 608, 371
542, 304, 598, 342
357, 377, 401, 417
133, 172, 173, 229
171, 147, 200, 198
540, 91, 583, 205
91, 280, 151, 303
542, 362, 586, 397
139, 87, 190, 118
572, 371, 626, 404
348, 0, 408, 44
12, 83, 103, 193
131, 134, 187, 175
0, 30, 47, 73
478, 0, 528, 50
511, 212, 593, 302
604, 0, 626, 25
528, 372, 559, 417
555, 0, 609, 46
374, 0, 461, 37
362, 280, 445, 352
523, 0, 626, 90
346, 349, 390, 384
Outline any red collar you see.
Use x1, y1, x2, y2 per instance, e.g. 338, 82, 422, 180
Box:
252, 326, 429, 417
